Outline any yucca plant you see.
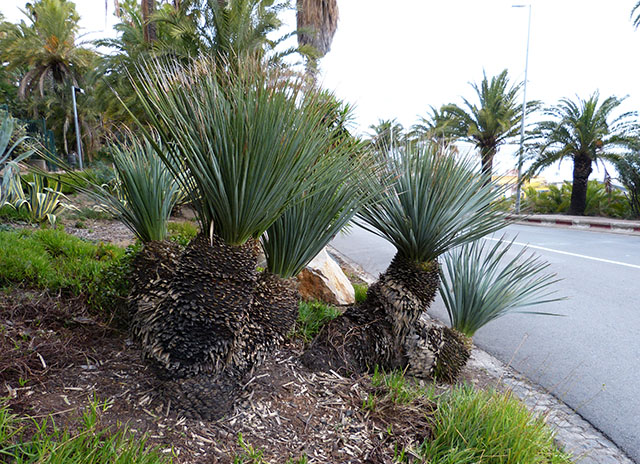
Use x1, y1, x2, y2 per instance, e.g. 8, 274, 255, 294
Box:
440, 237, 563, 340
77, 133, 182, 243
123, 56, 368, 417
303, 143, 510, 381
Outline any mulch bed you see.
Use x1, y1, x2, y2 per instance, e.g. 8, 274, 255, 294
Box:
0, 288, 499, 463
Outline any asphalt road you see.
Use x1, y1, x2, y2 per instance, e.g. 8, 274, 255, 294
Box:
331, 223, 640, 462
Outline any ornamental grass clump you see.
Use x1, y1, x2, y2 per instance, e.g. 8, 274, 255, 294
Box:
123, 57, 369, 418
440, 237, 563, 338
303, 143, 510, 382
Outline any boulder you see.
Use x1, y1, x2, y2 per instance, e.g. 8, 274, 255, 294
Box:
297, 248, 355, 306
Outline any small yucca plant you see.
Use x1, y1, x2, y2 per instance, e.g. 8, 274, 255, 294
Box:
303, 143, 512, 381
87, 133, 181, 243
439, 237, 564, 338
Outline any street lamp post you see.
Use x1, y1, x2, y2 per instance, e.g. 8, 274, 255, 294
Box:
513, 4, 531, 214
71, 85, 84, 170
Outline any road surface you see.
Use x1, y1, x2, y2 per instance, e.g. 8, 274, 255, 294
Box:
331, 223, 640, 462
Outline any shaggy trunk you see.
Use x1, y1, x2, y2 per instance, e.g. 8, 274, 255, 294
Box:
128, 240, 182, 331
129, 235, 301, 419
569, 154, 592, 215
135, 232, 259, 378
233, 271, 300, 372
302, 254, 471, 380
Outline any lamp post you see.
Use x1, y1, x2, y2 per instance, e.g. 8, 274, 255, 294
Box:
71, 85, 84, 170
512, 4, 531, 214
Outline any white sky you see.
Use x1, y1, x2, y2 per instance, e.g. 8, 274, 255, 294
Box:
2, 0, 640, 182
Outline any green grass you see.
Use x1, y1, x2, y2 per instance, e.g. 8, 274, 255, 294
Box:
167, 221, 199, 247
0, 205, 31, 222
353, 282, 368, 303
417, 386, 573, 464
0, 228, 124, 295
291, 300, 341, 342
0, 399, 170, 463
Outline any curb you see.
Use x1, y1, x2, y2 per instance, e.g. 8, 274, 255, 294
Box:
510, 214, 640, 236
327, 245, 635, 464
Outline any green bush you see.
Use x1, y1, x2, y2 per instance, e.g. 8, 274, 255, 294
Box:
418, 386, 572, 463
353, 283, 368, 304
0, 228, 124, 295
0, 399, 170, 463
521, 181, 630, 218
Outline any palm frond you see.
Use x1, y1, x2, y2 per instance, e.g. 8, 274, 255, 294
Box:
439, 236, 564, 337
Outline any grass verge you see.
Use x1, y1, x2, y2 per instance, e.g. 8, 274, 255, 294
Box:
0, 399, 170, 463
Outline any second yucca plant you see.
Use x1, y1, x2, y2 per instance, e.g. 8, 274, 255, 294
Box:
303, 143, 510, 381
124, 57, 370, 418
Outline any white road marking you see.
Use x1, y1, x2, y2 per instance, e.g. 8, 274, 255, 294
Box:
483, 237, 640, 270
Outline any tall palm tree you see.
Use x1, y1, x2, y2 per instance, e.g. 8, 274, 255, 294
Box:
443, 69, 538, 178
527, 92, 637, 215
0, 0, 94, 99
296, 0, 338, 72
409, 105, 463, 149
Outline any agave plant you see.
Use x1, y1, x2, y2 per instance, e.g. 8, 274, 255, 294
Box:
124, 57, 368, 418
11, 174, 70, 226
303, 142, 510, 381
440, 237, 563, 339
0, 112, 34, 205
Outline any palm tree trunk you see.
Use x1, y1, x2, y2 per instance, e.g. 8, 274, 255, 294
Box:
480, 145, 496, 180
569, 154, 593, 215
141, 0, 157, 42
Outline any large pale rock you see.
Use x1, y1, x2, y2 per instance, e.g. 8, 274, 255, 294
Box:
297, 248, 355, 305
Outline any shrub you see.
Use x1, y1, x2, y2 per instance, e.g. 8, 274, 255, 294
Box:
0, 228, 124, 295
439, 237, 563, 337
616, 153, 640, 217
521, 181, 630, 218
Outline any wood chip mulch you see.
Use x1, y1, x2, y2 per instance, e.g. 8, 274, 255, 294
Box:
0, 289, 451, 464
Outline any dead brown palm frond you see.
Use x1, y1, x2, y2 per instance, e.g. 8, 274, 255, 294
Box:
296, 0, 338, 57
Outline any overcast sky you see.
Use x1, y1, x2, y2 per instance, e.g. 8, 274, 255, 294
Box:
3, 0, 640, 181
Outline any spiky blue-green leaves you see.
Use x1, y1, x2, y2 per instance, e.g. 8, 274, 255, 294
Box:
439, 237, 564, 337
130, 57, 353, 246
356, 143, 509, 264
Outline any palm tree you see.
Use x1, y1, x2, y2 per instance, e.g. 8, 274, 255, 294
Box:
443, 69, 538, 178
409, 105, 463, 149
527, 92, 637, 215
0, 0, 94, 99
